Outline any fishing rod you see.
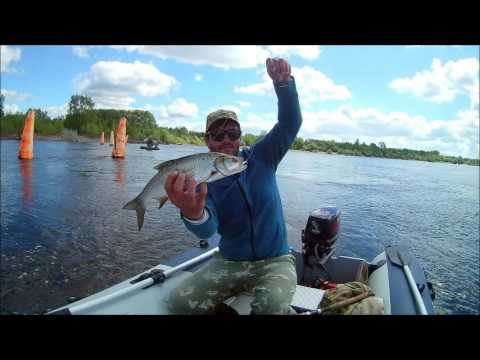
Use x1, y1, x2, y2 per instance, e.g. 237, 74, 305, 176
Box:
47, 246, 219, 315
299, 291, 373, 315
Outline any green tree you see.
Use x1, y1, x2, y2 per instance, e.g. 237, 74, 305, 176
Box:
68, 95, 95, 116
292, 137, 304, 150
0, 93, 4, 118
242, 134, 258, 146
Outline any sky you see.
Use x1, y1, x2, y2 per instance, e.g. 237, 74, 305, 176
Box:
1, 45, 479, 159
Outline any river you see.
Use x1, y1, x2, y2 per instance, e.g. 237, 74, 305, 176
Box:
1, 139, 478, 314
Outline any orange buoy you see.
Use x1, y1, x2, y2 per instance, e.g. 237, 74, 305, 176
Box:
18, 111, 35, 160
112, 117, 127, 158
100, 131, 105, 145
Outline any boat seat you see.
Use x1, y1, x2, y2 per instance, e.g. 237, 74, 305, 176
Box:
222, 253, 370, 314
294, 251, 370, 286
224, 284, 326, 315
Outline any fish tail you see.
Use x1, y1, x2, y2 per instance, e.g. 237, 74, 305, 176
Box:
158, 196, 169, 209
123, 197, 146, 231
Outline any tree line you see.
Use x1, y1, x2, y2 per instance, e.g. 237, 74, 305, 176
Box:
0, 94, 478, 166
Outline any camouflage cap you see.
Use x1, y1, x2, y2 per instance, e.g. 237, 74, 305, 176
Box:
206, 109, 239, 133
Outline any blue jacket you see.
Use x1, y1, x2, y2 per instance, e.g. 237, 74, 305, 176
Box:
182, 78, 302, 261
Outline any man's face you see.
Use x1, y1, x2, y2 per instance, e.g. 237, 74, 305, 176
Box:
205, 119, 241, 156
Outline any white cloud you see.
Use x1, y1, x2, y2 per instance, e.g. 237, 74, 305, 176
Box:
294, 66, 352, 106
140, 97, 479, 158
300, 106, 393, 138
164, 98, 198, 118
1, 89, 31, 102
297, 104, 479, 159
146, 98, 199, 127
219, 104, 241, 115
2, 101, 68, 118
74, 60, 177, 109
469, 84, 479, 111
4, 104, 21, 114
266, 46, 321, 60
194, 73, 203, 81
1, 45, 22, 73
111, 46, 271, 70
203, 104, 243, 121
234, 72, 274, 95
237, 101, 251, 108
1, 89, 15, 97
72, 46, 90, 58
46, 103, 69, 118
161, 108, 277, 135
201, 111, 275, 135
232, 104, 478, 158
241, 113, 277, 135
110, 45, 321, 70
389, 57, 479, 106
234, 66, 351, 107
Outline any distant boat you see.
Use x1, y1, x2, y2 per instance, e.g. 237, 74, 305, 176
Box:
109, 131, 114, 146
140, 145, 160, 151
142, 138, 159, 150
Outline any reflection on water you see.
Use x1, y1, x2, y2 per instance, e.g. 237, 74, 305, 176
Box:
113, 158, 125, 185
19, 159, 33, 206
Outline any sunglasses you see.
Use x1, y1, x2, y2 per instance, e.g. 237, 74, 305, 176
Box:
208, 129, 242, 142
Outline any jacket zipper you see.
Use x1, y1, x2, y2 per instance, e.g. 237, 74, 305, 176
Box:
236, 179, 256, 260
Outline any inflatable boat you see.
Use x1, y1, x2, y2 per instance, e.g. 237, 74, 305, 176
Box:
48, 207, 435, 315
140, 145, 160, 151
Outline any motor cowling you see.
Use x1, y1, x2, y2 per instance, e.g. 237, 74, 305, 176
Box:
302, 207, 341, 262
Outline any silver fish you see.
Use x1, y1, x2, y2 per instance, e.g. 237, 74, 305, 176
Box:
123, 152, 247, 230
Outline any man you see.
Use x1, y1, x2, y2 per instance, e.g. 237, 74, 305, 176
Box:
166, 57, 303, 314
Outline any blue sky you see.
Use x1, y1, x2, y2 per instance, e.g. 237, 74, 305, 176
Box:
1, 45, 478, 158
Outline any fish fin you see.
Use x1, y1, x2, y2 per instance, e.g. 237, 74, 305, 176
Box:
154, 159, 175, 171
204, 170, 217, 183
153, 153, 203, 170
158, 196, 169, 209
123, 198, 146, 231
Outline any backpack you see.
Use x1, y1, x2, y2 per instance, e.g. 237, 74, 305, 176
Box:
319, 282, 384, 315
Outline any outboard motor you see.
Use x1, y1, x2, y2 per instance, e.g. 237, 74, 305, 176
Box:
302, 207, 341, 266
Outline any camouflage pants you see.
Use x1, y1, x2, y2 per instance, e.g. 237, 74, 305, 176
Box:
167, 252, 297, 314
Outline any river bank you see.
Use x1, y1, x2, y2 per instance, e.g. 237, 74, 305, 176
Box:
1, 135, 477, 166
0, 134, 145, 144
1, 134, 93, 142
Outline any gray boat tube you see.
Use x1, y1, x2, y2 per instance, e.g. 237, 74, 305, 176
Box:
47, 246, 219, 315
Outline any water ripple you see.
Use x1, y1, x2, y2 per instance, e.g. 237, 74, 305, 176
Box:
1, 141, 478, 314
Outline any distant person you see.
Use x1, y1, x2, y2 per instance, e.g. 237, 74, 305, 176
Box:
166, 58, 303, 314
